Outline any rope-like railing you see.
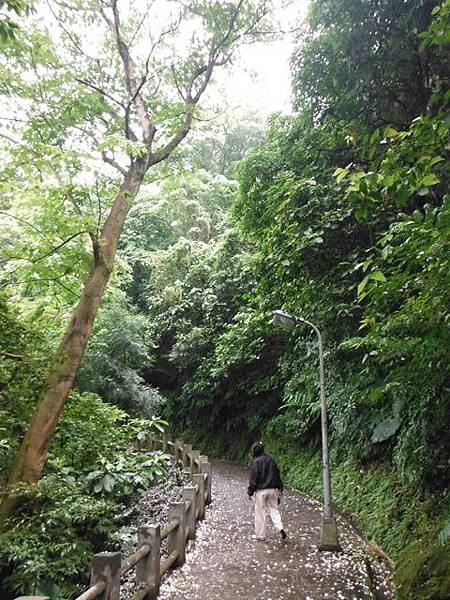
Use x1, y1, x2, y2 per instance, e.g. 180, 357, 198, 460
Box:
160, 550, 179, 576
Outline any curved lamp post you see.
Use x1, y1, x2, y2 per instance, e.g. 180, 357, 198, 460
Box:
272, 309, 341, 551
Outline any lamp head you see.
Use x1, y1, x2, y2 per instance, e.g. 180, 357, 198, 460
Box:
272, 310, 297, 330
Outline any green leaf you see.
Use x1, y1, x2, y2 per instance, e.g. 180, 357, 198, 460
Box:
357, 275, 370, 297
102, 474, 115, 492
333, 167, 349, 184
384, 127, 398, 138
371, 414, 402, 443
438, 519, 450, 545
422, 174, 440, 186
370, 271, 387, 282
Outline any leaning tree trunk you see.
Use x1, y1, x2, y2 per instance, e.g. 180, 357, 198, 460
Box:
0, 166, 144, 530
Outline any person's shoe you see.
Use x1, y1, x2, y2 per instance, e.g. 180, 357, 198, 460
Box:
280, 529, 287, 540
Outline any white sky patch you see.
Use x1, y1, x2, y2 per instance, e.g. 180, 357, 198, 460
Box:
212, 0, 309, 116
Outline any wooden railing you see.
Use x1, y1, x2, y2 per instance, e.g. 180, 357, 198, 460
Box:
15, 435, 212, 600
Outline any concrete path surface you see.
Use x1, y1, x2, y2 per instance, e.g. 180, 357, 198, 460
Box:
159, 460, 394, 600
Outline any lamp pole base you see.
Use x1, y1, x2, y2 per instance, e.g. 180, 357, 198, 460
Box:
318, 516, 342, 552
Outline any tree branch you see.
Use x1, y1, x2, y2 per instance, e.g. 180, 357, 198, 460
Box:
47, 0, 99, 63
128, 0, 155, 46
0, 231, 89, 266
50, 169, 85, 219
75, 78, 125, 109
101, 151, 128, 176
0, 352, 23, 360
0, 131, 20, 146
0, 211, 54, 245
102, 0, 155, 147
149, 1, 261, 167
149, 108, 193, 166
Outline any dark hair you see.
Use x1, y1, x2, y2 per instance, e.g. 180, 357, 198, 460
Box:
251, 441, 264, 457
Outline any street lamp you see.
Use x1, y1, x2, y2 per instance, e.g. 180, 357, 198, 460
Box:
272, 309, 341, 551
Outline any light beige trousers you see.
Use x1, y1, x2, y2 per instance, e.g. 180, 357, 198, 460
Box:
254, 488, 283, 539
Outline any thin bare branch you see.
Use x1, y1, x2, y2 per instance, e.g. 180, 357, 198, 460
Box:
128, 0, 155, 46
0, 231, 89, 265
215, 0, 245, 55
0, 351, 23, 360
32, 231, 90, 262
0, 116, 28, 123
0, 211, 54, 245
101, 151, 128, 176
0, 132, 20, 146
75, 78, 125, 109
50, 168, 85, 219
47, 0, 99, 62
171, 65, 186, 101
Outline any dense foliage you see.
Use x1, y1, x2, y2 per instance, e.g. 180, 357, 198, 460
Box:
0, 299, 169, 597
119, 2, 449, 598
1, 0, 449, 598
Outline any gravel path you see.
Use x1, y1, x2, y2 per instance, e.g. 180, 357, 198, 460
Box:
158, 460, 394, 600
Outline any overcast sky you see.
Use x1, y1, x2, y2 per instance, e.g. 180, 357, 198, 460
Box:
212, 0, 309, 116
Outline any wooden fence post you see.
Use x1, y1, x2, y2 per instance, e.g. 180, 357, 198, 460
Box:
182, 443, 192, 469
193, 473, 205, 520
90, 551, 121, 600
190, 450, 200, 475
162, 433, 168, 452
167, 502, 186, 566
175, 439, 183, 460
136, 525, 160, 600
182, 486, 197, 541
200, 461, 212, 505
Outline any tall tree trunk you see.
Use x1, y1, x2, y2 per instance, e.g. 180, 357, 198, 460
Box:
0, 166, 144, 530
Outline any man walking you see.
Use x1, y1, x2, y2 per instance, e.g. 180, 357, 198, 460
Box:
247, 441, 287, 541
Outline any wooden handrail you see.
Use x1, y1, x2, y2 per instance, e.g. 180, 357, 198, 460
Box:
120, 543, 150, 575
184, 527, 191, 542
18, 434, 212, 600
130, 583, 151, 600
160, 518, 179, 540
75, 581, 106, 600
160, 550, 179, 576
